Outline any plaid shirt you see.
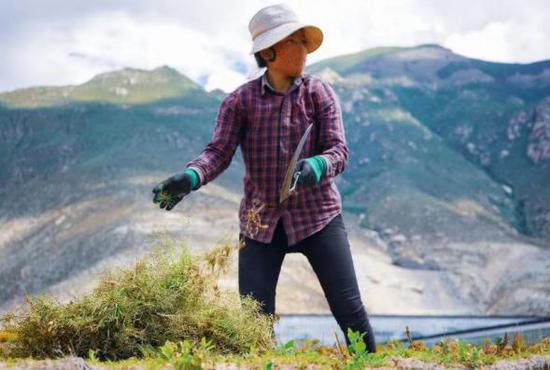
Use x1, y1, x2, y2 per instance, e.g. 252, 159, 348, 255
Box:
185, 70, 348, 246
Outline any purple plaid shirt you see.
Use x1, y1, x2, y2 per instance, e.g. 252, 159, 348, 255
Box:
185, 70, 348, 246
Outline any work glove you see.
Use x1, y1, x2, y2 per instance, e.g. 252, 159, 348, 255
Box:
294, 156, 327, 187
152, 168, 200, 211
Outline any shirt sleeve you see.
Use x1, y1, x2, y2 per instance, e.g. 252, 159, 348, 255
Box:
315, 80, 349, 178
185, 91, 245, 186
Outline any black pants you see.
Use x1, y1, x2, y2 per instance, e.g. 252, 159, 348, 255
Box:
238, 213, 376, 353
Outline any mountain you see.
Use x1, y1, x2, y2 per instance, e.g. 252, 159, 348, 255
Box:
0, 65, 203, 108
306, 44, 550, 239
0, 45, 549, 316
306, 44, 550, 313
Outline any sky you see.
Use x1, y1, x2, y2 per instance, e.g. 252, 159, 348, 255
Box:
1, 0, 549, 94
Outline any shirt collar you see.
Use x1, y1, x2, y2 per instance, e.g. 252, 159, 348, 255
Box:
261, 70, 304, 96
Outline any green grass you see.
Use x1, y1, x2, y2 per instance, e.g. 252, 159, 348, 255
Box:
2, 329, 549, 369
88, 334, 549, 369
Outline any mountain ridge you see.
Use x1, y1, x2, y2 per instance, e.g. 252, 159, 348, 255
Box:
3, 43, 550, 108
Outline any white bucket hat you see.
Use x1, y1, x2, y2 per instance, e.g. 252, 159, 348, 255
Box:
248, 3, 323, 55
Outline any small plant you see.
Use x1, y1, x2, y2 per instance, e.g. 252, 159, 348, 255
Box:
347, 328, 367, 356
273, 339, 295, 356
344, 328, 370, 369
457, 341, 483, 368
512, 332, 526, 353
87, 349, 99, 362
481, 338, 497, 356
158, 340, 203, 370
527, 337, 550, 354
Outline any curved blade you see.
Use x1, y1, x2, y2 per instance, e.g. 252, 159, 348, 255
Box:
279, 122, 314, 204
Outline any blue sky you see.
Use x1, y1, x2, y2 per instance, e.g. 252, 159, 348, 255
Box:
1, 0, 549, 94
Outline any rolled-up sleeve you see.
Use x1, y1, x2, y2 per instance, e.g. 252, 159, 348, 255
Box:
185, 91, 245, 186
315, 80, 349, 178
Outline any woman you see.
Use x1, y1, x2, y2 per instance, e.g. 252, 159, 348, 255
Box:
152, 3, 376, 353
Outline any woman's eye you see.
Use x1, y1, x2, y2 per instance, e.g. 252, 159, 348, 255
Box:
288, 38, 307, 46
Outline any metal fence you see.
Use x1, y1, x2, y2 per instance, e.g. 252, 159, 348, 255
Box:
272, 314, 550, 347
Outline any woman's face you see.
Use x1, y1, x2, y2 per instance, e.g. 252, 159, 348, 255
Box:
266, 29, 308, 77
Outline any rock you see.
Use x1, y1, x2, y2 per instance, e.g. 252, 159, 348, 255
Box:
527, 96, 550, 163
479, 355, 550, 370
0, 356, 103, 370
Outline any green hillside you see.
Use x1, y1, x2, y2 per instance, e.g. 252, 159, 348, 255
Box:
0, 66, 203, 108
306, 44, 550, 241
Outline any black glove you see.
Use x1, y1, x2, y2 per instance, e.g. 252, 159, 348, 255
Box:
293, 158, 318, 187
152, 171, 193, 211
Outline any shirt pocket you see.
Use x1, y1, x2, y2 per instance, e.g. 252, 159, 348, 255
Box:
291, 94, 315, 126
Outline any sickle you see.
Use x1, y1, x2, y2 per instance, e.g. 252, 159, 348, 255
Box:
279, 122, 314, 205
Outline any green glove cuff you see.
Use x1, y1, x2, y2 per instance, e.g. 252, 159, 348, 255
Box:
184, 168, 200, 190
305, 156, 327, 184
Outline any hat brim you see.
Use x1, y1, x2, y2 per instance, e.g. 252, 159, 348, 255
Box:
249, 22, 323, 55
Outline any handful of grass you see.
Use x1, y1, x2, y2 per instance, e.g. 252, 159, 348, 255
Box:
155, 189, 173, 204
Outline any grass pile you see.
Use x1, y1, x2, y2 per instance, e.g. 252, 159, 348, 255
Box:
0, 233, 276, 361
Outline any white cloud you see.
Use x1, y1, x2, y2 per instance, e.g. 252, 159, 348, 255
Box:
0, 9, 256, 93
442, 9, 550, 63
444, 22, 512, 62
0, 0, 549, 94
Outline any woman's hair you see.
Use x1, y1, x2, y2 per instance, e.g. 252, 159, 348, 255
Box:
254, 52, 267, 68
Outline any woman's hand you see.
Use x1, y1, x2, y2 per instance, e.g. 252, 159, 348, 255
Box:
294, 156, 328, 187
294, 158, 319, 187
152, 171, 193, 211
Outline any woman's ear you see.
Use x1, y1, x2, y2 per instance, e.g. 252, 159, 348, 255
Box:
260, 47, 276, 63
